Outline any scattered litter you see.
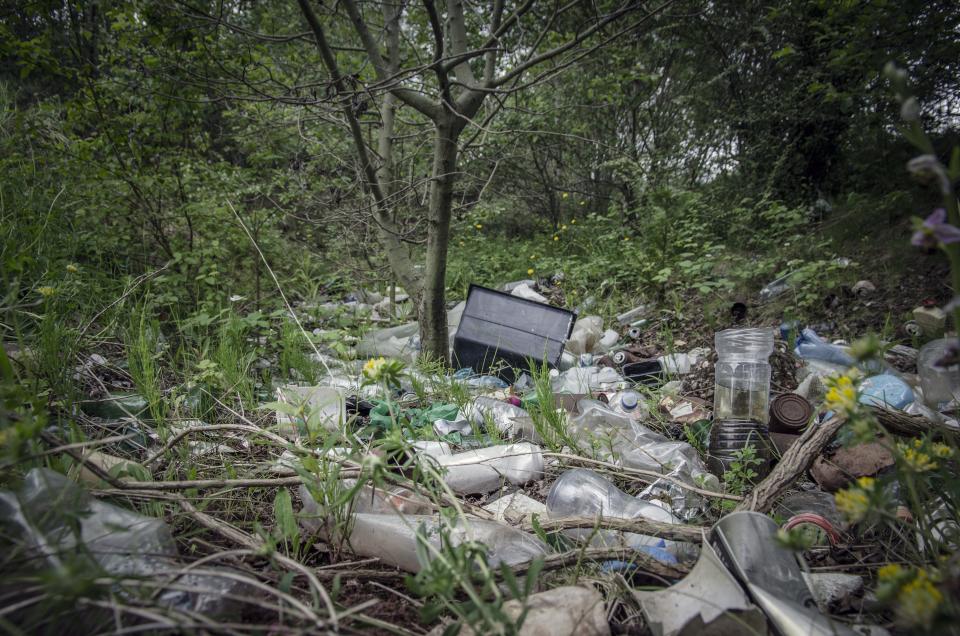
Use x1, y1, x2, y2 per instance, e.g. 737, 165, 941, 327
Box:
483, 491, 548, 524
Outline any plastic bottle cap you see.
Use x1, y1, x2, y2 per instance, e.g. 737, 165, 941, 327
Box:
621, 391, 639, 411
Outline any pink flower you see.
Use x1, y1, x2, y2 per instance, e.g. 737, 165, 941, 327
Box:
912, 209, 960, 249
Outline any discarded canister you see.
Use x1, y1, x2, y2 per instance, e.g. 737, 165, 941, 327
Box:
769, 393, 813, 433
707, 418, 772, 479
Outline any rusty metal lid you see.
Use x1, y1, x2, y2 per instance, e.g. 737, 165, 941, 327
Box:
769, 393, 813, 432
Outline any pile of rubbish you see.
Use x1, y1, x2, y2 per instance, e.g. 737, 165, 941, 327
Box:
7, 278, 959, 634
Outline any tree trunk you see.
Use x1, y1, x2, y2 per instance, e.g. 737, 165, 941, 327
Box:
419, 119, 459, 364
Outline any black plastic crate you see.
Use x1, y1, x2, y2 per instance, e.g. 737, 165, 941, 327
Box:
453, 284, 576, 378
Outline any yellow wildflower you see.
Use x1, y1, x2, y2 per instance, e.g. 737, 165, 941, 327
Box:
362, 357, 388, 382
571, 218, 576, 224
553, 236, 559, 241
561, 224, 567, 231
856, 476, 875, 491
66, 263, 79, 273
474, 223, 482, 230
37, 286, 56, 297
932, 442, 954, 458
896, 569, 942, 628
825, 375, 857, 412
901, 445, 938, 472
623, 236, 630, 241
835, 486, 870, 523
579, 200, 586, 206
527, 268, 534, 275
878, 564, 904, 581
562, 192, 569, 199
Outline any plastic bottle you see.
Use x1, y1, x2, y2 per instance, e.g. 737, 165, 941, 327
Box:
546, 468, 686, 554
547, 468, 678, 523
607, 389, 647, 421
713, 328, 774, 423
919, 339, 960, 410
617, 304, 650, 325
794, 328, 854, 367
343, 512, 550, 573
419, 442, 544, 495
707, 418, 773, 479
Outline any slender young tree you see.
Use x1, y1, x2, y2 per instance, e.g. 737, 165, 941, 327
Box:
294, 0, 674, 363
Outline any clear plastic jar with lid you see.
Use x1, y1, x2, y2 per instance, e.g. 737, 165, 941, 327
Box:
713, 328, 774, 424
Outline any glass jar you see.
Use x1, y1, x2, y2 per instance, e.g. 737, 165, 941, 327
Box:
713, 328, 774, 424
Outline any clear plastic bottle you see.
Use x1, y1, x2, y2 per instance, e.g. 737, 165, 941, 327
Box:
607, 389, 647, 421
343, 513, 550, 573
713, 328, 774, 424
546, 468, 687, 554
919, 338, 960, 411
546, 468, 678, 524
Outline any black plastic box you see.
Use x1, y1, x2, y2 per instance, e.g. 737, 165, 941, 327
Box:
453, 284, 576, 378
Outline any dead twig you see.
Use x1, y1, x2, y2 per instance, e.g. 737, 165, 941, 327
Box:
522, 516, 703, 544
510, 546, 690, 580
736, 414, 848, 513
544, 452, 743, 501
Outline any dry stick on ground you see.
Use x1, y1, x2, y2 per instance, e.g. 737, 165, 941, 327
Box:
543, 452, 743, 502
176, 495, 339, 630
142, 423, 300, 466
736, 414, 848, 513
869, 405, 957, 439
510, 546, 690, 580
522, 516, 703, 544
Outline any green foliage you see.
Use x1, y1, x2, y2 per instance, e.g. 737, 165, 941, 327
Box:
721, 444, 764, 500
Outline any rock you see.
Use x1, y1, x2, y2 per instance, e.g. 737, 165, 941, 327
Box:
851, 280, 876, 296
803, 572, 863, 611
811, 442, 895, 491
438, 586, 610, 636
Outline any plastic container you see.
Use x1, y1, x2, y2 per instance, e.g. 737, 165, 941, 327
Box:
713, 328, 774, 424
919, 339, 960, 410
707, 418, 772, 478
858, 374, 914, 410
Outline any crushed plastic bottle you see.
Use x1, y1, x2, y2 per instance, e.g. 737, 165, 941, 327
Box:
465, 396, 538, 441
794, 328, 855, 367
341, 512, 550, 573
568, 400, 719, 516
547, 469, 690, 558
417, 442, 544, 494
0, 469, 245, 618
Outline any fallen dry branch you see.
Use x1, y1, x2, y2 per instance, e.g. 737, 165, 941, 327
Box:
869, 405, 957, 439
522, 516, 703, 544
544, 451, 743, 501
176, 495, 340, 628
511, 546, 690, 579
736, 414, 847, 513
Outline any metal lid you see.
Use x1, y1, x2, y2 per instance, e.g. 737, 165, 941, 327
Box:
769, 394, 813, 432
